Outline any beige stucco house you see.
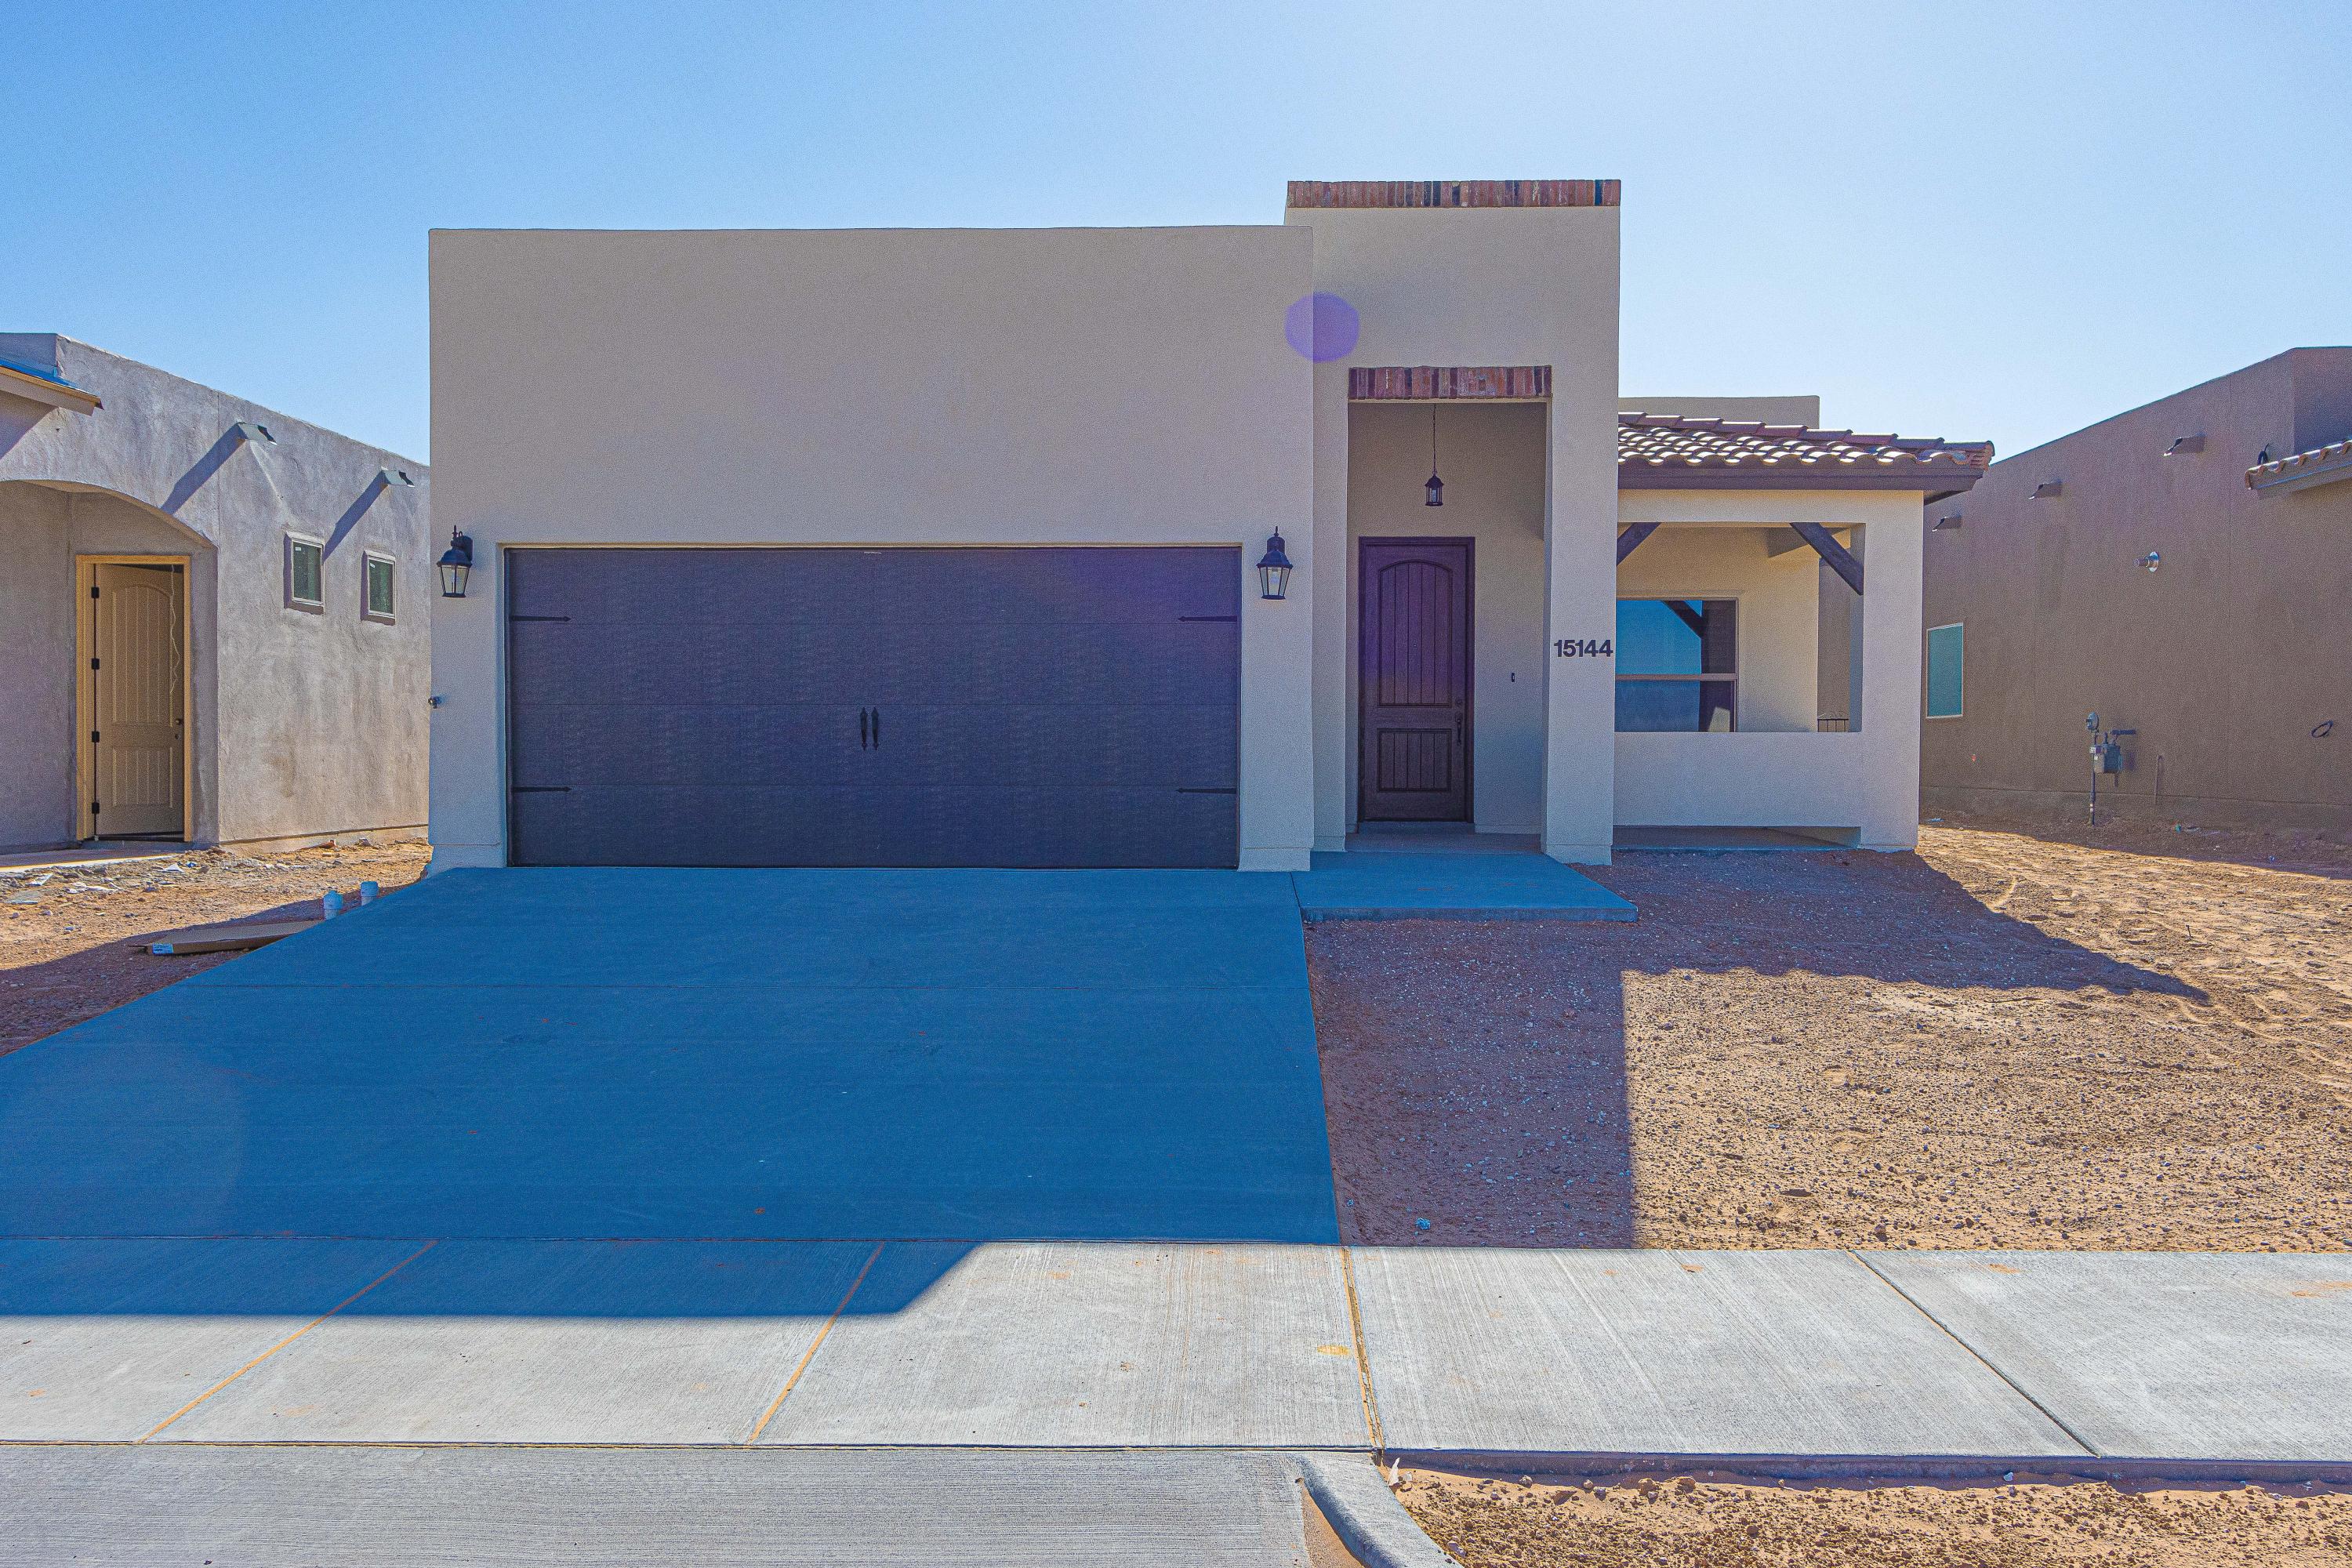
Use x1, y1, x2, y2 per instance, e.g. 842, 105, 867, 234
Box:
0, 336, 431, 854
426, 180, 1988, 871
1922, 348, 2351, 830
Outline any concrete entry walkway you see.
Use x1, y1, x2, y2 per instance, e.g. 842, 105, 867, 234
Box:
0, 866, 1339, 1244
1293, 852, 1634, 923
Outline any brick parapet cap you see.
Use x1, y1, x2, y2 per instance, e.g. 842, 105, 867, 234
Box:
1288, 180, 1620, 209
1348, 366, 1552, 401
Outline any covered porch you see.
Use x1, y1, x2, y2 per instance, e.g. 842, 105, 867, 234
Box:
1612, 412, 1991, 850
1335, 388, 1990, 858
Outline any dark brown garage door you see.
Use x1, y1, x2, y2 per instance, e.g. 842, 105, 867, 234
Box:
505, 546, 1240, 867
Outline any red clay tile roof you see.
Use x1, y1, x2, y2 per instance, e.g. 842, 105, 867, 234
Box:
2245, 436, 2352, 493
1618, 413, 1993, 496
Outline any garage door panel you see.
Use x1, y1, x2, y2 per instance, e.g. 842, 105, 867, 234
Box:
1171, 619, 1242, 700
517, 786, 1231, 870
512, 702, 869, 789
507, 547, 1240, 867
515, 786, 894, 868
866, 703, 1236, 789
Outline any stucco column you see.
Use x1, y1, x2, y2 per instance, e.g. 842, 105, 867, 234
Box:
1856, 514, 1926, 850
1239, 515, 1318, 873
1309, 361, 1350, 852
426, 539, 508, 870
1540, 394, 1619, 864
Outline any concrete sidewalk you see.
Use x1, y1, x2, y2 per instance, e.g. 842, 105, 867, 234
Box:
2, 1242, 2344, 1464
0, 1446, 1453, 1568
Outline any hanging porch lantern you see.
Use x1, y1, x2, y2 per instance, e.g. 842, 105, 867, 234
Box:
1255, 532, 1294, 601
1425, 405, 1444, 507
437, 528, 475, 598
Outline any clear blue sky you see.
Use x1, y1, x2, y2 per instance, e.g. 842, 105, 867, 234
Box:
9, 2, 2348, 463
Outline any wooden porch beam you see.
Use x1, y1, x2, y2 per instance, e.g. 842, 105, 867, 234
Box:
1789, 519, 1864, 594
1615, 521, 1660, 564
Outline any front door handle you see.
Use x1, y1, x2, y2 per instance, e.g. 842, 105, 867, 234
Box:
870, 707, 880, 750
859, 707, 871, 750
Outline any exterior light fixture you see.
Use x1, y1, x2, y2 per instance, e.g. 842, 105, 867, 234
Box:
2140, 550, 2161, 572
436, 527, 474, 598
1425, 405, 1445, 506
1255, 532, 1294, 601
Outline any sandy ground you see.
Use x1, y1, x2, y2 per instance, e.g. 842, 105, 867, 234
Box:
1396, 1468, 2352, 1568
1311, 822, 2352, 1250
0, 840, 432, 1056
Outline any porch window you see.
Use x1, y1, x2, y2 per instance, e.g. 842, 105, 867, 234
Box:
1616, 598, 1737, 732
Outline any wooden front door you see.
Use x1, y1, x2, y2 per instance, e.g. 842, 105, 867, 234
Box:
1358, 538, 1472, 822
86, 561, 187, 838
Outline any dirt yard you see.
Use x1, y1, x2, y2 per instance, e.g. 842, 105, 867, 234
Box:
1311, 822, 2352, 1251
0, 840, 431, 1056
1396, 1467, 2352, 1568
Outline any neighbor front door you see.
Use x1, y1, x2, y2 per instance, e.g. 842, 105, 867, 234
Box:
87, 561, 187, 839
1358, 537, 1472, 822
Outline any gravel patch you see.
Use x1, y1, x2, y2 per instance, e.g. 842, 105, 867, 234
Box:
0, 840, 432, 1055
1396, 1467, 2352, 1568
1311, 823, 2352, 1251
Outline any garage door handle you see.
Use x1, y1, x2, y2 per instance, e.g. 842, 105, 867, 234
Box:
859, 708, 871, 750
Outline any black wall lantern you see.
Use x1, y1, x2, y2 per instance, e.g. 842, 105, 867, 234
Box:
1425, 405, 1445, 507
1255, 532, 1294, 601
436, 527, 474, 598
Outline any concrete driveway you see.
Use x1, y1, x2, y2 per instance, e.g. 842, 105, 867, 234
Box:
0, 867, 1338, 1243
6, 867, 2343, 1469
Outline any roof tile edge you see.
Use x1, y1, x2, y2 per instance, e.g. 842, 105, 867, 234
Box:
2245, 436, 2352, 492
1617, 412, 1994, 493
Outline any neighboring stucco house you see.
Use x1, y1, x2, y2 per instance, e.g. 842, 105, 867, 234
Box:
1921, 349, 2352, 831
427, 180, 1989, 871
0, 336, 432, 853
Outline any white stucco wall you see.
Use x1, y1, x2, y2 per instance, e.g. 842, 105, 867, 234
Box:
1287, 204, 1621, 862
1613, 489, 1927, 848
1345, 401, 1548, 833
429, 227, 1317, 870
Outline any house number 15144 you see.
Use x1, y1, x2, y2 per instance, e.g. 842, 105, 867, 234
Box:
1554, 638, 1613, 658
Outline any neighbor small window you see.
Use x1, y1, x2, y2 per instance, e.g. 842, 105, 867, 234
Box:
286, 535, 324, 612
363, 552, 397, 622
1616, 598, 1737, 732
1926, 622, 1964, 719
